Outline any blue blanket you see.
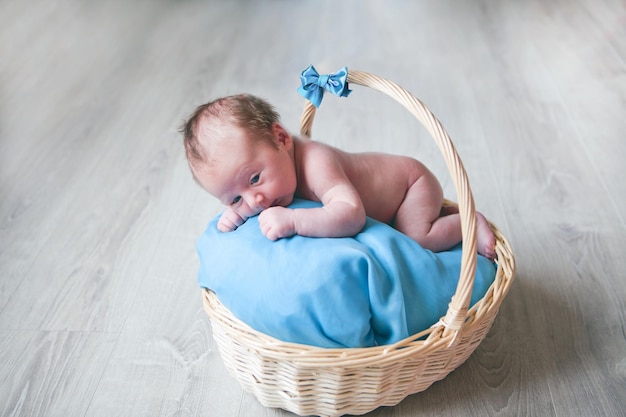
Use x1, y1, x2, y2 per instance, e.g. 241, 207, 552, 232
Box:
197, 199, 496, 348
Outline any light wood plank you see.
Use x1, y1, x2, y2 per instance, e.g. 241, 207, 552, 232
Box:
0, 330, 117, 417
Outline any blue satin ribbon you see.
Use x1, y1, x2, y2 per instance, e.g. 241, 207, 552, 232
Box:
297, 65, 352, 107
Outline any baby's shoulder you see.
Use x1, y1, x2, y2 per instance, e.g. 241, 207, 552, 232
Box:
296, 137, 341, 160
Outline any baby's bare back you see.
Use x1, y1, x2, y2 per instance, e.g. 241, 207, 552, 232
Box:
294, 137, 439, 225
337, 150, 431, 224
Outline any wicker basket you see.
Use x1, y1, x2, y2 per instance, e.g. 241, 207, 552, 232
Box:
202, 70, 516, 417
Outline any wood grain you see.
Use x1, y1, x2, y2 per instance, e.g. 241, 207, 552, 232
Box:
1, 0, 624, 416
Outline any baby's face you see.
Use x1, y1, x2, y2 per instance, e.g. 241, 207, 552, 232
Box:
196, 122, 297, 219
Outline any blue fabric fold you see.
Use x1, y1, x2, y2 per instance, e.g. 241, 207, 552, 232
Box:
197, 199, 496, 348
297, 65, 352, 107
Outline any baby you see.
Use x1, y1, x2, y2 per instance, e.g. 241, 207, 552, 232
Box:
181, 94, 496, 259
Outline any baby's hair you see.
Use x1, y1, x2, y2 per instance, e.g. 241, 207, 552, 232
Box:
180, 94, 280, 169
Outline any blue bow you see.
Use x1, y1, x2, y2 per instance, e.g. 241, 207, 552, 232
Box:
297, 65, 352, 107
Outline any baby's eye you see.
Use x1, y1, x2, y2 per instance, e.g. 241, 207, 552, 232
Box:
231, 196, 241, 205
250, 174, 260, 185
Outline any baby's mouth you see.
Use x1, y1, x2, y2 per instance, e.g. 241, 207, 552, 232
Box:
256, 201, 275, 213
260, 196, 291, 212
275, 196, 294, 207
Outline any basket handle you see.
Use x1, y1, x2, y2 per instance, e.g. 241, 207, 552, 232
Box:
299, 69, 478, 345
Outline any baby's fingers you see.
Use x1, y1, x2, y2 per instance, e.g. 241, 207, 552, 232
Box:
258, 209, 295, 240
261, 224, 288, 241
262, 226, 280, 241
217, 210, 247, 232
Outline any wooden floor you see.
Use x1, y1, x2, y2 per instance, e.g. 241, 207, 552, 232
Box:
1, 0, 624, 416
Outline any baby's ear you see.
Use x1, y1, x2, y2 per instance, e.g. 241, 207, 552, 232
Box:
271, 123, 293, 150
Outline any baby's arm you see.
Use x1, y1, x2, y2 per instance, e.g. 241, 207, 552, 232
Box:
259, 144, 366, 240
259, 182, 366, 240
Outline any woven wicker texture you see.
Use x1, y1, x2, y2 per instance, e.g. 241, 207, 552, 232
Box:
202, 69, 516, 417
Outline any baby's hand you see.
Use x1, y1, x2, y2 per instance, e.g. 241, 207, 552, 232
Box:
217, 207, 248, 232
258, 206, 296, 240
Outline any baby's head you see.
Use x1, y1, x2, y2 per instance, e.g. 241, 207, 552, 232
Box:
181, 94, 281, 173
180, 94, 298, 216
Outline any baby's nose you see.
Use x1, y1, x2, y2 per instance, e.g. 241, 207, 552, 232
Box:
254, 192, 266, 206
245, 192, 265, 210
